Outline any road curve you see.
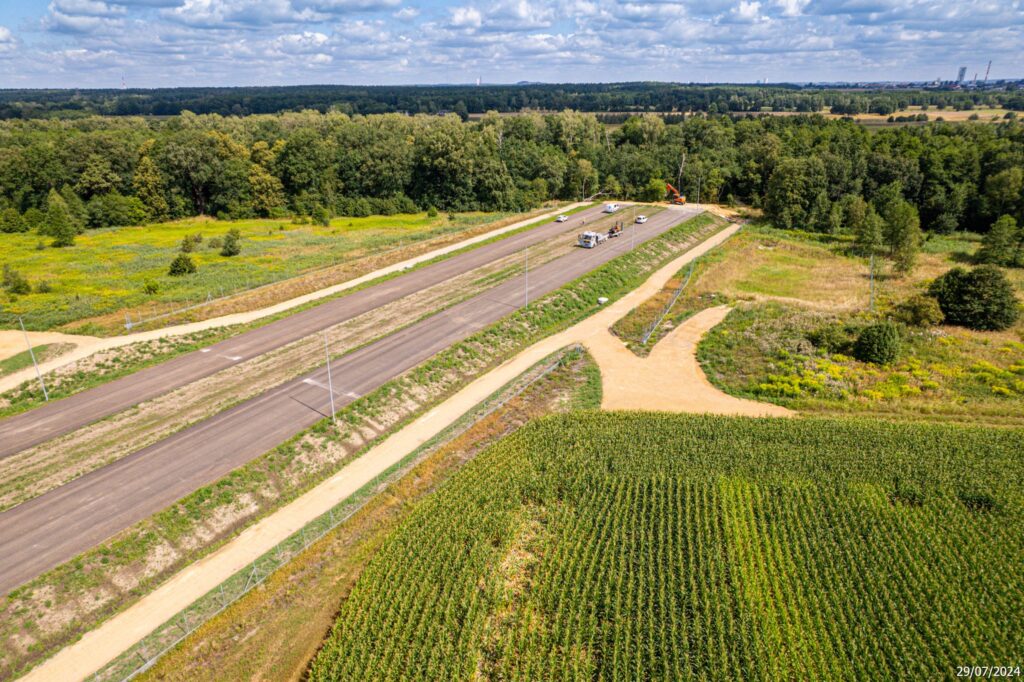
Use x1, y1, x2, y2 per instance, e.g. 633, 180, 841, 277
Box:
0, 205, 612, 459
0, 207, 701, 595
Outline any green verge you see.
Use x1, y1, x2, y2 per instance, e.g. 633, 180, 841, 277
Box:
0, 203, 591, 419
1, 210, 719, 680
310, 412, 1024, 681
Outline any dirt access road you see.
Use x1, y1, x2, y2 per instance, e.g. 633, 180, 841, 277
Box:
589, 305, 790, 415
0, 207, 701, 595
0, 204, 601, 459
22, 209, 734, 682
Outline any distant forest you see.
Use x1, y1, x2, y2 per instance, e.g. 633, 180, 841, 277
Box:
0, 83, 1022, 120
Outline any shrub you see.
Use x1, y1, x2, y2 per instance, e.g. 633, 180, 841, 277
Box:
853, 322, 901, 365
179, 235, 195, 253
891, 294, 944, 327
427, 205, 438, 218
220, 229, 241, 257
207, 237, 223, 250
143, 280, 160, 295
807, 322, 857, 354
35, 281, 53, 294
168, 253, 197, 276
0, 208, 26, 234
928, 266, 1020, 331
2, 264, 31, 295
312, 205, 331, 227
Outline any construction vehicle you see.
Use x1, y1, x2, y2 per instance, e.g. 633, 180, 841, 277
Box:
665, 183, 687, 205
608, 222, 623, 238
578, 231, 608, 248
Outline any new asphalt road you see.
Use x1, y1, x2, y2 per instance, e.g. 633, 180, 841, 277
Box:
0, 205, 613, 459
0, 206, 701, 594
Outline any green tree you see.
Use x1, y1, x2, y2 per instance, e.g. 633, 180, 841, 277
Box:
891, 295, 944, 327
884, 200, 922, 274
0, 208, 26, 234
928, 266, 1020, 331
312, 205, 331, 227
977, 215, 1019, 266
640, 177, 666, 202
133, 155, 169, 222
46, 190, 76, 247
59, 186, 87, 233
764, 157, 827, 230
76, 154, 120, 198
220, 228, 242, 257
168, 253, 197, 276
853, 205, 885, 256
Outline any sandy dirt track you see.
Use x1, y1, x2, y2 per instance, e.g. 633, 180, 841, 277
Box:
24, 218, 757, 682
588, 305, 790, 416
0, 331, 89, 364
0, 204, 585, 394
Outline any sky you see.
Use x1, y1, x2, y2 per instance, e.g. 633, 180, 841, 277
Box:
0, 0, 1020, 88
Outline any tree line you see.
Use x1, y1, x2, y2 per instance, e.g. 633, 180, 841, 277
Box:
0, 111, 1020, 266
0, 83, 1021, 120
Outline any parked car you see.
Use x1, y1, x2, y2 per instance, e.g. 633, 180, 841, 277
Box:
635, 215, 648, 224
556, 214, 569, 222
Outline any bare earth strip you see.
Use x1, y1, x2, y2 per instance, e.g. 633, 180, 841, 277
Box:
0, 204, 584, 394
25, 220, 750, 682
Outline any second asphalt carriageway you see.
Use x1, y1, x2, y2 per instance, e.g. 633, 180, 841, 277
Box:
0, 205, 616, 459
0, 206, 704, 594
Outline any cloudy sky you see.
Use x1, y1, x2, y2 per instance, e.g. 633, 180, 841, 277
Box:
0, 0, 1020, 88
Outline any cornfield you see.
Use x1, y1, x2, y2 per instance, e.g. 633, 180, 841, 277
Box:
310, 413, 1024, 680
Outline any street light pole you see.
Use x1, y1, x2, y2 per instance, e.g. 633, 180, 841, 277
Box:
19, 317, 48, 401
524, 248, 529, 307
323, 331, 337, 425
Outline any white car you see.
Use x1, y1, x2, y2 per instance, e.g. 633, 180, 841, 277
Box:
635, 215, 648, 224
555, 215, 569, 223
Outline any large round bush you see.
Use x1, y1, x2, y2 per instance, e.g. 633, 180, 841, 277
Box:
928, 266, 1020, 331
853, 322, 901, 365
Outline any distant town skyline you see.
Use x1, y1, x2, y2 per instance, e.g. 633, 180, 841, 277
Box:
0, 0, 1021, 88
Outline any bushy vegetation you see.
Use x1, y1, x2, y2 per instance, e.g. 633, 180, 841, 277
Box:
311, 412, 1024, 680
929, 266, 1021, 331
853, 321, 901, 364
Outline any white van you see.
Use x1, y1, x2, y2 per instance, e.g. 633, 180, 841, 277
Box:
603, 203, 619, 213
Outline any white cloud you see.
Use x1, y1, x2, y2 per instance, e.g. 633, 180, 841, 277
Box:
393, 6, 419, 20
450, 6, 483, 28
0, 26, 16, 53
776, 0, 809, 16
732, 0, 762, 22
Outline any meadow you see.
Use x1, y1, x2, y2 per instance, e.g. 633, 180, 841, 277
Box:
0, 211, 520, 334
311, 412, 1024, 680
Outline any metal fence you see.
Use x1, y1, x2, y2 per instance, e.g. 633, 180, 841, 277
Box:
640, 261, 696, 345
87, 344, 584, 682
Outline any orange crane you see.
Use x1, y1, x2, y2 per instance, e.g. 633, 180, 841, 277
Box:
665, 183, 687, 205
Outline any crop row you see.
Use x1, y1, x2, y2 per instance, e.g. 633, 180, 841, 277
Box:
311, 413, 1024, 681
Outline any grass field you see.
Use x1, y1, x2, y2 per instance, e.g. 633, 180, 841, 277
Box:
0, 210, 525, 334
677, 225, 1024, 425
310, 412, 1023, 680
